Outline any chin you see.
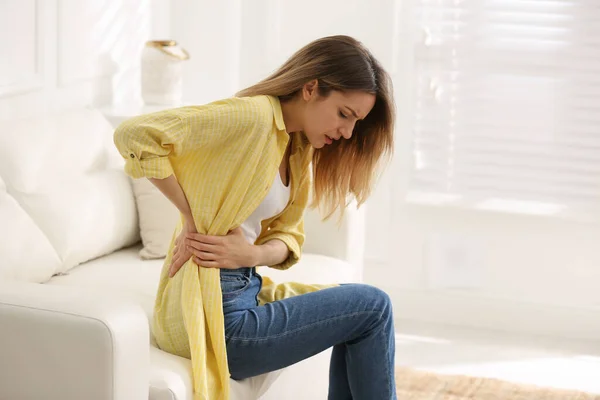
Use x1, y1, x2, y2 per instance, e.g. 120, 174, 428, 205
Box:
306, 136, 324, 149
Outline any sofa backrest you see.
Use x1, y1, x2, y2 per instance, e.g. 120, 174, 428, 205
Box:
0, 109, 140, 283
302, 203, 365, 281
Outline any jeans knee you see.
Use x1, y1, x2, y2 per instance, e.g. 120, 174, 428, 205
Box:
357, 284, 393, 319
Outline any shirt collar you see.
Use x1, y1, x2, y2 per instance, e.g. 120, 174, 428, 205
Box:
267, 95, 308, 155
267, 95, 286, 132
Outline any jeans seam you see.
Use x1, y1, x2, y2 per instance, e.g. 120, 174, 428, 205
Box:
224, 309, 384, 342
368, 309, 393, 399
383, 331, 393, 399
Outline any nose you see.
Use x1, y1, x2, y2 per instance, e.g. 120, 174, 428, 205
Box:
339, 121, 355, 140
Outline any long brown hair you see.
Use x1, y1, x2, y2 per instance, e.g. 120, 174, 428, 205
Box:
237, 35, 395, 219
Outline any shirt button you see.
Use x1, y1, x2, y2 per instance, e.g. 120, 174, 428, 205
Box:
130, 153, 135, 158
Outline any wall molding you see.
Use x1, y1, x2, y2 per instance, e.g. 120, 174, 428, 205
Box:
381, 284, 600, 342
0, 0, 45, 97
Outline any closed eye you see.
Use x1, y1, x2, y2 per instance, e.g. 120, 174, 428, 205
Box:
339, 110, 348, 119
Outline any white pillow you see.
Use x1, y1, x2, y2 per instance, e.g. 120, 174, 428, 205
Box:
131, 178, 179, 259
0, 109, 140, 274
0, 176, 62, 283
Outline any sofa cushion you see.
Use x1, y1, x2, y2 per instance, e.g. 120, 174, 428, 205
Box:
0, 109, 140, 273
0, 175, 61, 283
46, 245, 162, 323
149, 345, 282, 400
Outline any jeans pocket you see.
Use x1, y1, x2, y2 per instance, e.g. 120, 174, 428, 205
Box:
220, 274, 252, 304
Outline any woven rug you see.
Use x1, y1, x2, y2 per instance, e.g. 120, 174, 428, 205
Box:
395, 367, 600, 399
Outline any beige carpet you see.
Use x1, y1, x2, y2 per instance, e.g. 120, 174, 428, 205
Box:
396, 367, 600, 399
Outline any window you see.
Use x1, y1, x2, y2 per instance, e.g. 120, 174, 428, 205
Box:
408, 0, 600, 219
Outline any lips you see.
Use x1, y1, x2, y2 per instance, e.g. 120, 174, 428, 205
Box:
325, 134, 334, 145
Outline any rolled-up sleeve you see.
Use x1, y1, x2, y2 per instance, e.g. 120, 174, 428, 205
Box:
113, 112, 187, 179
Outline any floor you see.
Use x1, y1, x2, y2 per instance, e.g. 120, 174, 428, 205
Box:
394, 320, 600, 394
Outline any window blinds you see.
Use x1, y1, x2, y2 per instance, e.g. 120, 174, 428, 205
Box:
408, 0, 600, 219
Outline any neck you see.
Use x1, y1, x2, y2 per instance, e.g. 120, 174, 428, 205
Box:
279, 96, 304, 134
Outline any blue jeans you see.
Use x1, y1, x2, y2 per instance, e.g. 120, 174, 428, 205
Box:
220, 267, 397, 400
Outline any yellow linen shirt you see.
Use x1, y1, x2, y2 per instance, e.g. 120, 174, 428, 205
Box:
114, 95, 337, 400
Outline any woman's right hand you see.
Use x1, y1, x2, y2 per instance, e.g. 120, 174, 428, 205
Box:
169, 220, 197, 278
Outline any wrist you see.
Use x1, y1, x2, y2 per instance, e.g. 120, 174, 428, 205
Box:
248, 244, 262, 267
183, 216, 196, 232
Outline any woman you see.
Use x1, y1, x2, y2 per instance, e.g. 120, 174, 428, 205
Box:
115, 35, 396, 400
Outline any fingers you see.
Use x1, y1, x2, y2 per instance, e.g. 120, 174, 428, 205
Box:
170, 229, 242, 275
170, 247, 219, 277
169, 258, 181, 277
188, 247, 217, 261
194, 259, 220, 268
185, 239, 217, 253
186, 232, 221, 245
169, 246, 187, 277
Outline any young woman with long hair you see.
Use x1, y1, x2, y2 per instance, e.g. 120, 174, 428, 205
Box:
115, 35, 396, 400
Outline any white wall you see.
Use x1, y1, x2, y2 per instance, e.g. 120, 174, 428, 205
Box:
0, 0, 167, 120
169, 0, 398, 102
168, 0, 242, 104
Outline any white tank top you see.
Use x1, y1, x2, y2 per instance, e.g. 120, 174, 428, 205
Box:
241, 172, 291, 244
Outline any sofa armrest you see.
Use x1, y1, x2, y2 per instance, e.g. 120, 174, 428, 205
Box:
302, 201, 366, 282
0, 281, 149, 400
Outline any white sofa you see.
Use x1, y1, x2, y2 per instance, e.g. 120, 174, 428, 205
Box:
0, 108, 365, 400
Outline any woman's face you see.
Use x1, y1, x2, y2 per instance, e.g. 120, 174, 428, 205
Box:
301, 83, 376, 149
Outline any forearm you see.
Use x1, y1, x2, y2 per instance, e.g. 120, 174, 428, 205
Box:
252, 239, 290, 267
148, 175, 193, 223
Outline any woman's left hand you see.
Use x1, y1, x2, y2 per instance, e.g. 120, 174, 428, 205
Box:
185, 227, 256, 270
